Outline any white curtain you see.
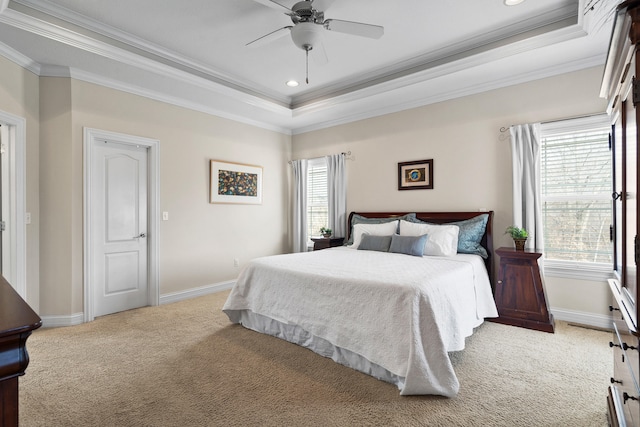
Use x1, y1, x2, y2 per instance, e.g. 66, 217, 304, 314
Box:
510, 123, 543, 251
326, 153, 347, 238
291, 159, 308, 253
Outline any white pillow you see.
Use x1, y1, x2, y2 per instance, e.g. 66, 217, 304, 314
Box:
349, 221, 399, 249
399, 220, 459, 256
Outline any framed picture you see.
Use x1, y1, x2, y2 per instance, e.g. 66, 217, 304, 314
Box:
210, 160, 263, 204
398, 159, 433, 190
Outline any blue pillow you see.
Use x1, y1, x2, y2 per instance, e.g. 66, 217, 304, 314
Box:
389, 234, 428, 257
450, 214, 489, 258
346, 213, 417, 245
357, 234, 392, 252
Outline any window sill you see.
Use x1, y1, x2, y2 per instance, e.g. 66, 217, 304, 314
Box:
542, 260, 613, 282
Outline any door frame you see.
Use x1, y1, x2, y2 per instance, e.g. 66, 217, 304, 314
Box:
83, 127, 160, 322
0, 110, 26, 298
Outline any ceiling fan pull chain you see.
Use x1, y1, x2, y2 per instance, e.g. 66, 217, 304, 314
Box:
306, 47, 310, 84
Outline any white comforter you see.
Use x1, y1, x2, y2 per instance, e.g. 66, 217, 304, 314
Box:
223, 247, 498, 396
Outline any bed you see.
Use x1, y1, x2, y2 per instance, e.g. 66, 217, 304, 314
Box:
223, 211, 498, 397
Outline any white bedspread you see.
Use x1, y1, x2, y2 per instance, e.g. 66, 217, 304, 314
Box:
222, 247, 498, 396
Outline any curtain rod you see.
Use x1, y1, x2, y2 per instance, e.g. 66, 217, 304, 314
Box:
499, 112, 608, 133
288, 151, 351, 164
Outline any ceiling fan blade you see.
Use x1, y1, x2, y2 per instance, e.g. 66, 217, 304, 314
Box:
311, 40, 328, 65
246, 26, 292, 48
252, 0, 292, 13
311, 0, 335, 11
323, 19, 384, 39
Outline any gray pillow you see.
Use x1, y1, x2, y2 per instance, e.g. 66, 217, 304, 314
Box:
389, 234, 428, 257
346, 213, 417, 245
357, 234, 392, 252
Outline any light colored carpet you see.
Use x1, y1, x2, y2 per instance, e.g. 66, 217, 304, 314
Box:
20, 290, 611, 426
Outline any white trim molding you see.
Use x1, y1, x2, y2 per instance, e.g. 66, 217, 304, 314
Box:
551, 307, 612, 330
160, 281, 234, 306
40, 312, 84, 328
544, 260, 613, 282
0, 109, 27, 300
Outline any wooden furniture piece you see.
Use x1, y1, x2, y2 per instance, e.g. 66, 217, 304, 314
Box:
601, 2, 640, 424
311, 237, 344, 250
0, 276, 41, 426
492, 247, 554, 333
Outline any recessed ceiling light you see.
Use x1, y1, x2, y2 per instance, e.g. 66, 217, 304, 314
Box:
504, 0, 525, 5
286, 80, 299, 87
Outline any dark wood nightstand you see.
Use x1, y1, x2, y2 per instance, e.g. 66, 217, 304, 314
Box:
311, 237, 344, 250
493, 247, 554, 333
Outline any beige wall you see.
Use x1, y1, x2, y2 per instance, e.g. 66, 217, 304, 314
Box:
0, 56, 40, 311
0, 53, 613, 321
37, 78, 291, 316
292, 66, 611, 319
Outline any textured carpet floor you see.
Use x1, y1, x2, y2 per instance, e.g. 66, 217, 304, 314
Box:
20, 290, 611, 426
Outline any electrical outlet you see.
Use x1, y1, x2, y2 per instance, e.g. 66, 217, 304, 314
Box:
233, 258, 240, 268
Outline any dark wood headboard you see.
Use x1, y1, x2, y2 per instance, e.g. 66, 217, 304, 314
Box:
348, 211, 495, 286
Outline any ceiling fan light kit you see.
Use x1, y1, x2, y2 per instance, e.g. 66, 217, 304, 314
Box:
290, 21, 322, 51
249, 0, 384, 84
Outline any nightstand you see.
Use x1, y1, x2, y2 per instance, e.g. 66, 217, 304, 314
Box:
493, 247, 555, 333
311, 237, 344, 250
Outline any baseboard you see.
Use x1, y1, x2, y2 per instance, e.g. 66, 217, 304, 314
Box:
40, 282, 235, 328
41, 313, 85, 328
551, 307, 612, 330
159, 281, 235, 305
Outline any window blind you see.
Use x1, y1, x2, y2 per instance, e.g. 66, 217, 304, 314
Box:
307, 159, 328, 240
541, 127, 612, 263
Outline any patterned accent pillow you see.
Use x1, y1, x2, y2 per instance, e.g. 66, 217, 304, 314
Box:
450, 214, 489, 258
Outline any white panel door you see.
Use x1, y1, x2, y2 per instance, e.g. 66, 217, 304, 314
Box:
91, 141, 148, 317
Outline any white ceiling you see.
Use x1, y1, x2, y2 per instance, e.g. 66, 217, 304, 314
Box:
0, 0, 619, 134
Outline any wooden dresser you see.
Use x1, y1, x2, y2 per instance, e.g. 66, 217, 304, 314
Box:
0, 276, 41, 426
600, 1, 640, 425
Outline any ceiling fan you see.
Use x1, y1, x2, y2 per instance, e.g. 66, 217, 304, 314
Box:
248, 0, 384, 83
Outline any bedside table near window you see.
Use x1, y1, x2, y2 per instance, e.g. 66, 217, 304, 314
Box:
493, 247, 555, 333
311, 237, 344, 251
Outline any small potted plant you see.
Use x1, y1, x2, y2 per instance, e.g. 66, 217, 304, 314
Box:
320, 227, 332, 238
505, 226, 528, 251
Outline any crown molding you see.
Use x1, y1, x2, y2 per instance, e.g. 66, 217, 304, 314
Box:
0, 2, 293, 115
64, 67, 293, 135
292, 19, 588, 118
291, 3, 582, 107
0, 40, 40, 73
12, 0, 292, 105
291, 54, 605, 135
0, 0, 612, 135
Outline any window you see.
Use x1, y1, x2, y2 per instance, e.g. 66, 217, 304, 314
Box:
307, 158, 328, 241
540, 115, 612, 277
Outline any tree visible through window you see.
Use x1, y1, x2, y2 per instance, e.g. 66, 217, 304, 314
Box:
307, 159, 328, 241
541, 118, 612, 264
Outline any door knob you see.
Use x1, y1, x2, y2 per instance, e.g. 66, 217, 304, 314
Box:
135, 233, 146, 238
